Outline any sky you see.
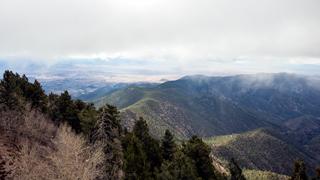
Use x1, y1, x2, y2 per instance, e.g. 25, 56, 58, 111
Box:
0, 0, 320, 81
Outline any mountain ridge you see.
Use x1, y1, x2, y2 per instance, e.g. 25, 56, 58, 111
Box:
93, 73, 320, 137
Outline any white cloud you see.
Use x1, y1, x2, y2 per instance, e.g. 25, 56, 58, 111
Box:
0, 0, 320, 77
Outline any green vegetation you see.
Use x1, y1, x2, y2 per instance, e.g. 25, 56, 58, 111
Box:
243, 170, 289, 180
229, 158, 246, 180
290, 160, 308, 180
122, 117, 226, 179
0, 71, 47, 111
206, 128, 319, 176
1, 71, 320, 179
161, 129, 177, 161
182, 136, 219, 179
94, 77, 274, 140
204, 134, 240, 146
0, 70, 98, 135
0, 70, 122, 179
0, 71, 230, 179
90, 105, 124, 179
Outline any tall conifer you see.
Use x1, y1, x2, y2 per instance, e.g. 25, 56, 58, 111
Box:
161, 129, 176, 161
92, 105, 124, 180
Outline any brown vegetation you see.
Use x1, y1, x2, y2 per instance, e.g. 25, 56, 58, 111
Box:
0, 105, 102, 179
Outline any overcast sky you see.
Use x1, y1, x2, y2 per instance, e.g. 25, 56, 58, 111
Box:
0, 0, 320, 80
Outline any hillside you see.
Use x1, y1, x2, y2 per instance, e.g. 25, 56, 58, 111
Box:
93, 73, 320, 139
284, 116, 320, 145
206, 128, 318, 175
94, 81, 275, 138
243, 170, 289, 180
159, 73, 320, 124
77, 82, 158, 102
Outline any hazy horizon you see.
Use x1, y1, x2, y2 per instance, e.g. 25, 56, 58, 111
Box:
1, 58, 320, 83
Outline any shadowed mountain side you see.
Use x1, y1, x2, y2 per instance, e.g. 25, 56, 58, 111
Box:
206, 128, 319, 176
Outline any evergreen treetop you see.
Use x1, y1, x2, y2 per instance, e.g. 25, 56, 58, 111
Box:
229, 158, 246, 180
290, 160, 308, 180
161, 129, 176, 161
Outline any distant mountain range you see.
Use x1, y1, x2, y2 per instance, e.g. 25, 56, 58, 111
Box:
91, 73, 320, 136
81, 73, 320, 175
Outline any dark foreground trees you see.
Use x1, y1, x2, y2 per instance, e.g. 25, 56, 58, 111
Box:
289, 160, 320, 180
122, 117, 226, 180
182, 136, 217, 180
290, 160, 308, 180
156, 151, 199, 180
315, 167, 320, 180
229, 158, 246, 180
122, 117, 162, 179
0, 70, 98, 135
90, 105, 124, 180
161, 129, 176, 161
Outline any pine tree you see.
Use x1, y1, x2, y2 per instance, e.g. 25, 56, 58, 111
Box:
314, 167, 320, 180
133, 117, 150, 142
161, 129, 176, 161
28, 80, 48, 112
0, 71, 50, 112
145, 137, 162, 175
91, 105, 124, 180
135, 117, 162, 172
123, 117, 162, 177
290, 160, 308, 180
229, 158, 246, 180
48, 92, 59, 122
156, 151, 199, 180
78, 103, 98, 136
122, 133, 150, 180
0, 70, 22, 109
54, 91, 82, 132
20, 74, 31, 98
183, 136, 217, 180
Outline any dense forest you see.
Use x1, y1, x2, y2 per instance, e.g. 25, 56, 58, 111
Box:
0, 70, 319, 180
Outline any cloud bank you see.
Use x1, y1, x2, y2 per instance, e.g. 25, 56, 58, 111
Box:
0, 0, 320, 78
